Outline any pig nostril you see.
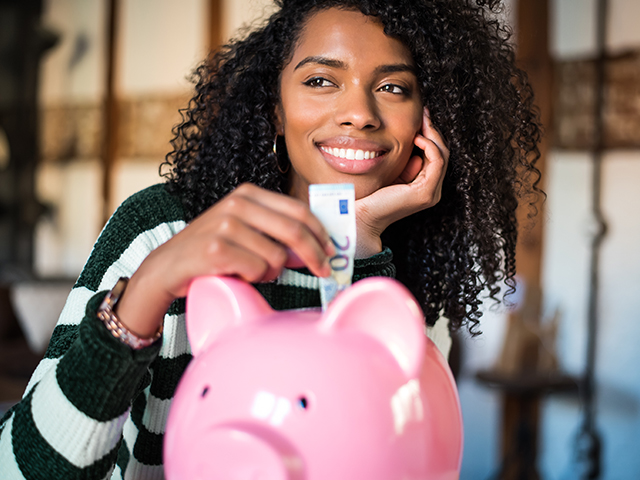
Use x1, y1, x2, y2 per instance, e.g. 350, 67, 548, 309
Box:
297, 396, 308, 410
201, 386, 210, 398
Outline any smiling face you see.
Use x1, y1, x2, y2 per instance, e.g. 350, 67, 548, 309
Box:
276, 8, 423, 201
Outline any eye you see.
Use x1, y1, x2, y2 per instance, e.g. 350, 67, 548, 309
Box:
201, 386, 210, 398
304, 77, 335, 88
297, 396, 309, 410
379, 83, 408, 95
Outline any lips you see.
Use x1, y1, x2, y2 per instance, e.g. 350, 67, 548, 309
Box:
316, 139, 388, 174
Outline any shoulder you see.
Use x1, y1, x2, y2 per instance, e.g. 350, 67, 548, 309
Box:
99, 183, 186, 252
76, 184, 187, 290
114, 183, 185, 226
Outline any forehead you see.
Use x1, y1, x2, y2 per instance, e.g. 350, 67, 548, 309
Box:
288, 8, 415, 68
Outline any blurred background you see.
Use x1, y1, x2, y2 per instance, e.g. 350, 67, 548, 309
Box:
0, 0, 638, 478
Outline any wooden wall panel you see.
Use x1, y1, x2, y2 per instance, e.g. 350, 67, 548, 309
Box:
555, 52, 640, 149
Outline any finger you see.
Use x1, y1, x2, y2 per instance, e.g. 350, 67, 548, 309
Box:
214, 216, 290, 280
233, 184, 335, 256
422, 108, 450, 160
219, 193, 332, 278
413, 133, 447, 202
284, 248, 306, 269
160, 234, 271, 294
203, 239, 272, 283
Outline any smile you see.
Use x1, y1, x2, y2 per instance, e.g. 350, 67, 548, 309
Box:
319, 146, 385, 160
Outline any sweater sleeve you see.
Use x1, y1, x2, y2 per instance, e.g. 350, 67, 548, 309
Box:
0, 184, 185, 480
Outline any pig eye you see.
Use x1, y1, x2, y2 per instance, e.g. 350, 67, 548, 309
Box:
297, 396, 309, 410
201, 386, 210, 398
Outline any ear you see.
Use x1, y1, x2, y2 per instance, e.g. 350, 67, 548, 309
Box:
319, 277, 426, 379
186, 276, 273, 356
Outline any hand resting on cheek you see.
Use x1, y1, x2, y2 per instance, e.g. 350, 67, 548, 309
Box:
355, 108, 450, 258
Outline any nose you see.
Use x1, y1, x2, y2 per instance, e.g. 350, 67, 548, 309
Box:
335, 86, 381, 130
176, 423, 305, 480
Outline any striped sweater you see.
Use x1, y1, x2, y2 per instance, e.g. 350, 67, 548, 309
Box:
0, 183, 396, 480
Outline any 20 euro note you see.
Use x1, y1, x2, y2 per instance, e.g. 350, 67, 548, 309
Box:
309, 184, 356, 310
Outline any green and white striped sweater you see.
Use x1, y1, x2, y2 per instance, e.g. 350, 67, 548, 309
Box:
0, 183, 396, 480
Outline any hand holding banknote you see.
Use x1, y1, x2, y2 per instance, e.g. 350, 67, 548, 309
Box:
354, 108, 450, 258
116, 184, 335, 338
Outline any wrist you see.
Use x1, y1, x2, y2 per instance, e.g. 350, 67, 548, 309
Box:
355, 231, 382, 259
115, 269, 174, 339
98, 278, 163, 349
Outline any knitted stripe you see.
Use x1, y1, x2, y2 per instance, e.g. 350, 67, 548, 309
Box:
158, 313, 190, 359
22, 357, 59, 398
56, 287, 97, 326
142, 394, 172, 435
55, 293, 161, 421
101, 468, 116, 480
122, 416, 139, 466
277, 268, 320, 289
45, 324, 81, 356
88, 219, 186, 294
114, 439, 130, 479
13, 390, 121, 479
55, 287, 96, 326
353, 247, 395, 280
255, 283, 321, 310
120, 418, 164, 479
31, 363, 129, 468
130, 394, 164, 466
0, 416, 23, 480
148, 354, 193, 400
77, 184, 185, 292
111, 467, 123, 480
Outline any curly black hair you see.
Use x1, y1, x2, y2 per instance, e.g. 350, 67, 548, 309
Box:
162, 0, 542, 334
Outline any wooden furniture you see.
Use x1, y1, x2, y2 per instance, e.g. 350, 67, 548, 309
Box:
476, 370, 580, 479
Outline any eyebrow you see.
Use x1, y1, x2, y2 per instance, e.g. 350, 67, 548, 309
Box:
294, 56, 416, 76
294, 56, 347, 70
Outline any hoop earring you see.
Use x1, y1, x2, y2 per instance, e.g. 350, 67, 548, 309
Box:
273, 134, 290, 174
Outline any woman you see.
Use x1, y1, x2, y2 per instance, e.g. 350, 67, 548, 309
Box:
0, 0, 541, 478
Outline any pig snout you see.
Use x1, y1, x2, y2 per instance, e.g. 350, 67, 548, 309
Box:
190, 423, 305, 480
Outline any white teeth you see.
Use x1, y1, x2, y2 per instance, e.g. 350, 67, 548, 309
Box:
320, 146, 380, 160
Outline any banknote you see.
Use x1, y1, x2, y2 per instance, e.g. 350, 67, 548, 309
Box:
309, 183, 356, 310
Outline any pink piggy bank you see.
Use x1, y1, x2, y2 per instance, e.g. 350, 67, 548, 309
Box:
164, 276, 463, 480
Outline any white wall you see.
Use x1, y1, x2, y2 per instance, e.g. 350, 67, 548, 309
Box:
36, 0, 108, 277
540, 151, 640, 479
35, 0, 216, 277
221, 0, 276, 42
460, 1, 640, 478
34, 0, 281, 279
542, 1, 640, 478
119, 0, 207, 96
40, 0, 106, 105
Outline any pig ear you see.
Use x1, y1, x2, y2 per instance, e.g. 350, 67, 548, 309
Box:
186, 276, 273, 356
320, 277, 425, 379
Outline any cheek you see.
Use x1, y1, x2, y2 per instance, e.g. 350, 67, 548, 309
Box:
391, 106, 422, 148
281, 94, 328, 133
